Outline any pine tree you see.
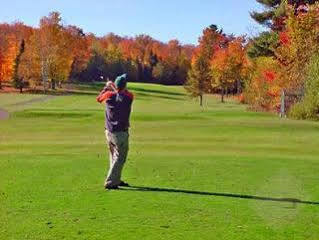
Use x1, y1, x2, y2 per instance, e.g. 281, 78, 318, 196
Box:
251, 0, 319, 30
247, 31, 279, 58
249, 0, 319, 58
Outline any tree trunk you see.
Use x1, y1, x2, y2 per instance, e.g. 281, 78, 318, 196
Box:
0, 81, 2, 89
199, 94, 203, 107
20, 85, 23, 93
221, 88, 225, 103
51, 79, 56, 90
41, 59, 47, 94
236, 79, 240, 94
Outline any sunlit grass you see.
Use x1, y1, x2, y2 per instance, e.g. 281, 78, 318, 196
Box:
1, 83, 319, 240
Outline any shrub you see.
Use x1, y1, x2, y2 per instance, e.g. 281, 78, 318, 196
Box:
289, 54, 319, 120
243, 57, 282, 111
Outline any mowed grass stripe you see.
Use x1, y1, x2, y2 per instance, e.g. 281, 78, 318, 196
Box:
1, 83, 319, 240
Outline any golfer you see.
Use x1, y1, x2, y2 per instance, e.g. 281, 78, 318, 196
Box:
96, 74, 134, 189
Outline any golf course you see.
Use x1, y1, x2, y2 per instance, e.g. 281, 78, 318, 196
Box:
0, 83, 319, 239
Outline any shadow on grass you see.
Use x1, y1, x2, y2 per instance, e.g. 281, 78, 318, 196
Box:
121, 185, 319, 206
135, 92, 184, 101
27, 89, 97, 96
24, 84, 186, 98
13, 110, 94, 118
129, 86, 185, 96
8, 95, 56, 107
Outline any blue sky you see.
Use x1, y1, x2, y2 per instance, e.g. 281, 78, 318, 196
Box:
1, 0, 264, 44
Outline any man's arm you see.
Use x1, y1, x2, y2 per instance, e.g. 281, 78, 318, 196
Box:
96, 87, 113, 103
96, 86, 107, 103
97, 81, 118, 103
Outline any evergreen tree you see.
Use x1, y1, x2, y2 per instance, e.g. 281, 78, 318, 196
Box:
249, 0, 319, 58
247, 31, 279, 58
13, 39, 25, 93
251, 0, 319, 30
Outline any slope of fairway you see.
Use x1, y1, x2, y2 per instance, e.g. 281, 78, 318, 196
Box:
1, 83, 319, 240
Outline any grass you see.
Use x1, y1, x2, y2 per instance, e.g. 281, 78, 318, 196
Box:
1, 83, 319, 240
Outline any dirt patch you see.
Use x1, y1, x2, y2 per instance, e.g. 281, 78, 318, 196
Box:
0, 86, 17, 93
0, 95, 56, 120
0, 109, 9, 120
8, 95, 56, 107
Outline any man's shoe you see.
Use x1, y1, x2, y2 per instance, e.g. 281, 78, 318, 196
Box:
119, 181, 130, 187
105, 185, 119, 190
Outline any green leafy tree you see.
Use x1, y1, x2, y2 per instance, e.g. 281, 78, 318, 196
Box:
247, 31, 279, 58
289, 54, 319, 120
185, 55, 212, 106
153, 61, 173, 85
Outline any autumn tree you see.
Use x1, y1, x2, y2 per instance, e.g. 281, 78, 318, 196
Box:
0, 50, 3, 89
0, 34, 17, 87
31, 12, 74, 91
153, 40, 190, 85
275, 3, 319, 91
133, 35, 156, 82
249, 0, 319, 59
0, 25, 15, 89
0, 23, 32, 90
18, 30, 42, 89
243, 57, 283, 111
186, 54, 211, 106
0, 37, 5, 89
67, 26, 91, 81
1, 13, 194, 88
185, 25, 225, 106
211, 38, 246, 102
244, 3, 319, 112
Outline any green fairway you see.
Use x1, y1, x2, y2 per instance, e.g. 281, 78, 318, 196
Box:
1, 83, 319, 240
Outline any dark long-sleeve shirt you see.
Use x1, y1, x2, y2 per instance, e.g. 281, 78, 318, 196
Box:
97, 90, 134, 132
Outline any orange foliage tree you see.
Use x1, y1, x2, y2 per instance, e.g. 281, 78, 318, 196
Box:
185, 25, 226, 106
66, 25, 91, 81
211, 38, 246, 102
244, 2, 319, 112
0, 34, 18, 87
275, 3, 319, 91
19, 12, 76, 91
243, 57, 283, 111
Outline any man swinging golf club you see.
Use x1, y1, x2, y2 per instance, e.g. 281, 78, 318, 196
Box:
96, 74, 134, 190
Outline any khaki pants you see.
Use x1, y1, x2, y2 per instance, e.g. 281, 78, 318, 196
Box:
104, 130, 129, 187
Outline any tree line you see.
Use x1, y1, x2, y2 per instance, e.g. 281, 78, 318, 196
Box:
0, 12, 195, 92
185, 0, 319, 119
1, 1, 319, 120
244, 0, 319, 120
